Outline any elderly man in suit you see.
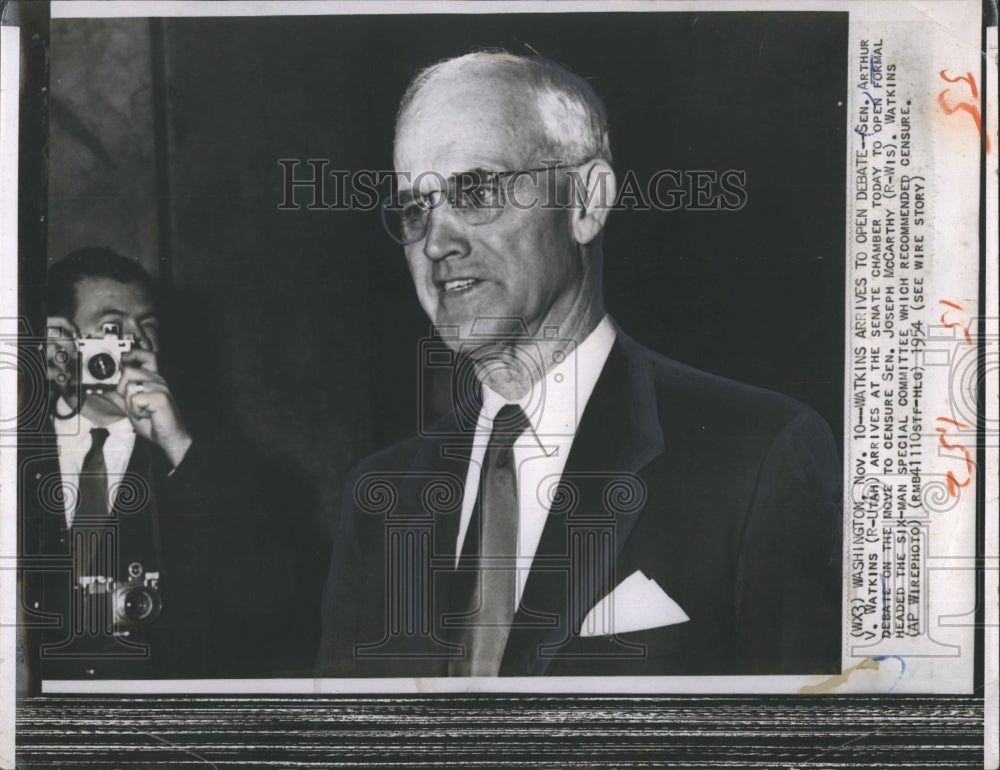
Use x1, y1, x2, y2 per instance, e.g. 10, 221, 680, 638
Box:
317, 51, 842, 677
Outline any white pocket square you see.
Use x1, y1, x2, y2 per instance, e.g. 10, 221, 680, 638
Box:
579, 570, 690, 637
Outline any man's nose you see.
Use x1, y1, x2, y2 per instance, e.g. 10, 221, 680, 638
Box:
422, 205, 470, 262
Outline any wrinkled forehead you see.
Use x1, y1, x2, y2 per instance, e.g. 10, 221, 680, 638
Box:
393, 74, 551, 194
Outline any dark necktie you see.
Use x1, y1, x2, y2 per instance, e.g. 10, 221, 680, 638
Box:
74, 427, 111, 579
453, 404, 530, 676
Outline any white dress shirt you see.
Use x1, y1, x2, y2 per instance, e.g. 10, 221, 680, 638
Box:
455, 315, 617, 605
53, 399, 137, 527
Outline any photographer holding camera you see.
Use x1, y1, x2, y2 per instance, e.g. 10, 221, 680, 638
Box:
20, 247, 291, 687
45, 254, 192, 471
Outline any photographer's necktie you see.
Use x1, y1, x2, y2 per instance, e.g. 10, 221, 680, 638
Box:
74, 427, 110, 579
454, 404, 530, 676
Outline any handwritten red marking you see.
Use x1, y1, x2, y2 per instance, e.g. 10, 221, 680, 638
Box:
938, 299, 973, 344
934, 416, 974, 497
938, 70, 991, 153
939, 70, 979, 97
943, 471, 972, 497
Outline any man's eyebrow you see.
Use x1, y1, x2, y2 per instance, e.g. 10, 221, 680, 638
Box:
95, 307, 157, 320
452, 166, 500, 179
447, 168, 498, 191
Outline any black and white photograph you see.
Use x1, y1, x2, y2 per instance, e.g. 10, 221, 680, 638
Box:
0, 1, 993, 767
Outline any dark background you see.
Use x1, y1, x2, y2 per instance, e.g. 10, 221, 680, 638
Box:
38, 12, 847, 658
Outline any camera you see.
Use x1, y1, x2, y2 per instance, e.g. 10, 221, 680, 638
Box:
79, 561, 162, 636
76, 322, 134, 392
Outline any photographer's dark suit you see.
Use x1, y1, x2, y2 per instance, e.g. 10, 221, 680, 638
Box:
317, 328, 842, 677
19, 421, 289, 681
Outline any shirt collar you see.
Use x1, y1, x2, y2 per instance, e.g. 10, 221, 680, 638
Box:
52, 398, 134, 444
480, 314, 617, 442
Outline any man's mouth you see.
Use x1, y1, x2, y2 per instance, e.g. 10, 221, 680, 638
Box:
440, 278, 480, 293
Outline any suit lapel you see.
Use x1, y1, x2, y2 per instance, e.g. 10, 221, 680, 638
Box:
399, 406, 475, 565
113, 438, 162, 572
501, 330, 665, 675
21, 427, 64, 557
115, 436, 149, 517
383, 401, 475, 668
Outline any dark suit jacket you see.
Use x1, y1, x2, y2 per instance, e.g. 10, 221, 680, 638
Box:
19, 421, 287, 682
317, 329, 842, 676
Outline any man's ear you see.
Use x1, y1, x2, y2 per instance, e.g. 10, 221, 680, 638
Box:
569, 159, 616, 246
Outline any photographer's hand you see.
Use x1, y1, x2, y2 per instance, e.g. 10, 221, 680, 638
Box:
45, 316, 79, 395
116, 349, 193, 468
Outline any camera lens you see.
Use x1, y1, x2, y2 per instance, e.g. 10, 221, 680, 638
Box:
87, 352, 118, 380
119, 586, 162, 624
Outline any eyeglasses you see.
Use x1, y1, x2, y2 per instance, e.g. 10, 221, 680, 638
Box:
380, 164, 571, 245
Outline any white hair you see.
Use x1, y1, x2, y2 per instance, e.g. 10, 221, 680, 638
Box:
396, 50, 612, 165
